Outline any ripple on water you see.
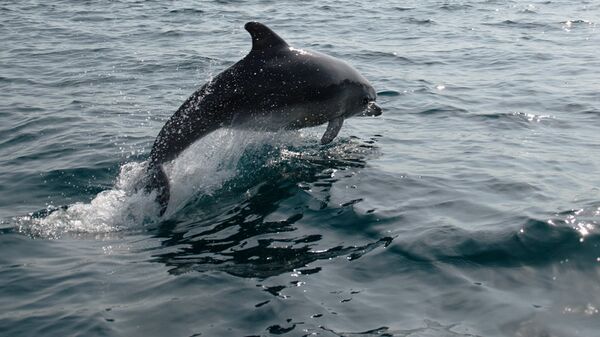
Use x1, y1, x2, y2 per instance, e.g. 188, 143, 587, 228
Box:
393, 215, 600, 267
12, 131, 384, 241
3, 1, 600, 336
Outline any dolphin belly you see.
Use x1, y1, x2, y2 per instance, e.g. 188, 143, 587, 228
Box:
230, 99, 339, 132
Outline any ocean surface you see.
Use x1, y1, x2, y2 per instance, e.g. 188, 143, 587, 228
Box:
1, 1, 600, 336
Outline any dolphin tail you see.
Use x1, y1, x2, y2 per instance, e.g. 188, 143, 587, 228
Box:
145, 163, 170, 216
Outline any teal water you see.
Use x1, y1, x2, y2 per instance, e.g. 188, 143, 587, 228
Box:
2, 1, 600, 336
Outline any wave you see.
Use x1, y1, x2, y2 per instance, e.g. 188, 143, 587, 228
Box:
562, 19, 595, 27
168, 8, 205, 14
439, 3, 473, 11
415, 105, 469, 117
406, 18, 436, 25
485, 20, 551, 30
377, 90, 401, 97
471, 111, 558, 126
391, 205, 600, 267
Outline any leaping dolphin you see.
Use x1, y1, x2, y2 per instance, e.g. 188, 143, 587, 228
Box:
146, 21, 382, 215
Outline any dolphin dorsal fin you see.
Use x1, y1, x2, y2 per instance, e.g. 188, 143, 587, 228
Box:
244, 22, 289, 53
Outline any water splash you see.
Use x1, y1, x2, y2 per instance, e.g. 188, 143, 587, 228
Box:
14, 161, 156, 238
164, 129, 307, 216
13, 129, 317, 238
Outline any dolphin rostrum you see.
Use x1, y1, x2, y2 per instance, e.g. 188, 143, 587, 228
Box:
146, 22, 382, 215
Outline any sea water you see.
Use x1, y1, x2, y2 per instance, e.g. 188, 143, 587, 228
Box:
1, 1, 599, 336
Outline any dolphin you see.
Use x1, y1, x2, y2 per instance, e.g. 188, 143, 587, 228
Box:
146, 21, 382, 215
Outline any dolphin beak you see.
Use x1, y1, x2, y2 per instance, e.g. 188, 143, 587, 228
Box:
365, 101, 382, 116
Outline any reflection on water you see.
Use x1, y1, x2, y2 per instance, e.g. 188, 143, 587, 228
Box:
149, 136, 392, 278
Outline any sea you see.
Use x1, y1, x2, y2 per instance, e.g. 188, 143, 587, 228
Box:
1, 1, 599, 336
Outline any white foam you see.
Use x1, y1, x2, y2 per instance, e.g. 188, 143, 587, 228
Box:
16, 161, 157, 238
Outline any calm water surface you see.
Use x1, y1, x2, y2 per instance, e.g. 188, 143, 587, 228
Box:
1, 1, 600, 336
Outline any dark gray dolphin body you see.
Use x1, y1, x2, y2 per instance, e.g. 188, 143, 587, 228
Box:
146, 22, 382, 215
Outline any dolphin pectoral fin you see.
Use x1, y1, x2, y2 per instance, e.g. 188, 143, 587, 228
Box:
321, 117, 344, 145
